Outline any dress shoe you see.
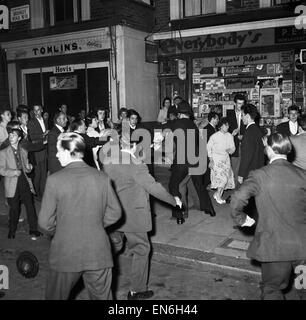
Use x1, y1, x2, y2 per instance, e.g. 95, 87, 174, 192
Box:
177, 217, 185, 225
29, 230, 42, 240
127, 290, 154, 300
8, 231, 15, 239
204, 209, 216, 217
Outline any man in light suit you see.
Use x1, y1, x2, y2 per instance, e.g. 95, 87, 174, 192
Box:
28, 104, 48, 199
231, 133, 306, 300
290, 114, 306, 170
102, 136, 181, 300
39, 133, 121, 300
47, 112, 67, 174
0, 127, 41, 240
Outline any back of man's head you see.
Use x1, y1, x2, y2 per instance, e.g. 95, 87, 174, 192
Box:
267, 133, 292, 156
241, 104, 258, 121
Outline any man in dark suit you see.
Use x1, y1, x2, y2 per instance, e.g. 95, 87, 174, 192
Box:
231, 133, 306, 300
27, 104, 48, 199
39, 133, 121, 300
238, 104, 265, 184
226, 94, 246, 184
203, 112, 219, 189
167, 95, 182, 121
290, 114, 306, 170
47, 112, 67, 174
276, 105, 300, 137
102, 137, 180, 300
168, 101, 215, 221
71, 118, 110, 168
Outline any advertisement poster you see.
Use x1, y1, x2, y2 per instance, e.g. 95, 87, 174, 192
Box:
50, 75, 78, 90
282, 80, 293, 94
260, 88, 280, 117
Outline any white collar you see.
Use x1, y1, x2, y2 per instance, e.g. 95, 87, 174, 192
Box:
270, 155, 287, 164
289, 120, 297, 126
246, 122, 255, 129
55, 124, 64, 133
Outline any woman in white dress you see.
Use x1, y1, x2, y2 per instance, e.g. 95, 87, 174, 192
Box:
207, 117, 235, 204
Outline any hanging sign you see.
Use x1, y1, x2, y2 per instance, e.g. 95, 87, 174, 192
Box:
178, 59, 186, 80
11, 5, 30, 23
53, 65, 74, 74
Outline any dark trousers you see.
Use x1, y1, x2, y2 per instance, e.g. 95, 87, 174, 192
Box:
261, 260, 306, 300
33, 159, 47, 199
169, 164, 213, 218
46, 268, 113, 300
7, 173, 38, 233
110, 231, 151, 292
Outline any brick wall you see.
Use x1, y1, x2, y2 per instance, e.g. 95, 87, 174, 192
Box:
91, 0, 155, 32
6, 0, 31, 33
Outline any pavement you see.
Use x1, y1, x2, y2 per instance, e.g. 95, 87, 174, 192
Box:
0, 165, 259, 279
1, 167, 303, 300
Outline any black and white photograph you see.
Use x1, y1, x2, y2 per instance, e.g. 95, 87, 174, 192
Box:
1, 0, 306, 308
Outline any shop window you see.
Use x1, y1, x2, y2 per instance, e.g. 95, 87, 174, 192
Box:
49, 0, 91, 25
260, 0, 301, 7
170, 0, 225, 20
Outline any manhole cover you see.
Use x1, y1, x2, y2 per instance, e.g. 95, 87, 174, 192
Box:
219, 238, 250, 251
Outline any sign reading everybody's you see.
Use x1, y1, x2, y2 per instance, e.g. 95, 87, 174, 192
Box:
159, 29, 274, 55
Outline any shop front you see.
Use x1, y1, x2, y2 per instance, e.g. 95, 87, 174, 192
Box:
157, 26, 306, 129
2, 27, 113, 119
2, 25, 159, 122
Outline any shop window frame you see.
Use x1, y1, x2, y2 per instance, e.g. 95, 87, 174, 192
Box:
49, 0, 82, 26
170, 0, 226, 20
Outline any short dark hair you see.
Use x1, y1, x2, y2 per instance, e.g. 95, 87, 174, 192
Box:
70, 118, 84, 132
234, 94, 246, 103
0, 107, 12, 122
127, 109, 140, 120
299, 114, 306, 130
7, 121, 23, 139
53, 112, 66, 125
241, 103, 259, 121
57, 133, 85, 158
118, 107, 128, 117
85, 112, 97, 127
268, 133, 292, 155
162, 97, 171, 107
219, 117, 229, 127
288, 105, 299, 113
208, 112, 219, 122
17, 109, 29, 119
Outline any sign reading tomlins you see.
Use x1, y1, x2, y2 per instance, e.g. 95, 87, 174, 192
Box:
4, 28, 111, 61
158, 29, 274, 55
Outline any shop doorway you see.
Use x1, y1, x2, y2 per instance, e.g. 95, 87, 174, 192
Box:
159, 77, 187, 107
22, 62, 110, 120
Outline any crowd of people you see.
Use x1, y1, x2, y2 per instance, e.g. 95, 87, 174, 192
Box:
0, 94, 306, 300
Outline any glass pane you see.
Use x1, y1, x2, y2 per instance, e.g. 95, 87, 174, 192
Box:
202, 0, 216, 14
54, 0, 65, 22
87, 67, 109, 111
65, 0, 74, 20
26, 73, 42, 107
184, 0, 201, 16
